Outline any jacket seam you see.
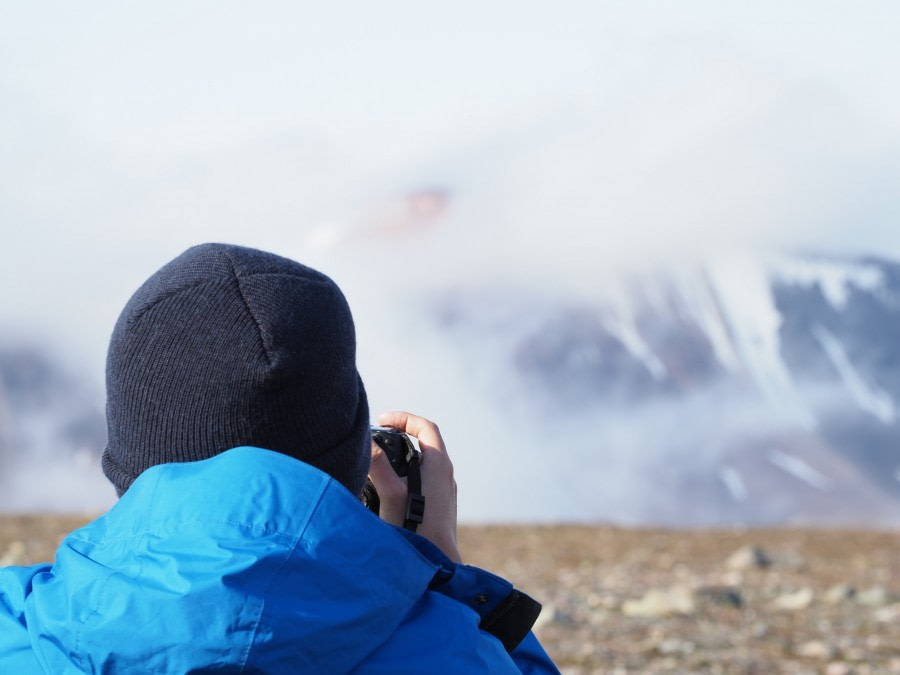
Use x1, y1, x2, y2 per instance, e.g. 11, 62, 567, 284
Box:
224, 251, 273, 366
238, 477, 331, 670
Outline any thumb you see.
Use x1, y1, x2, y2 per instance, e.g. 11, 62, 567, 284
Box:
367, 441, 408, 526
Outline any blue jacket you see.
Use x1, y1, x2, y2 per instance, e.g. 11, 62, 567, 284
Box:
0, 447, 558, 673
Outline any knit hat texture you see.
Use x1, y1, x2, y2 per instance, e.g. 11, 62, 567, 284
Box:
102, 243, 370, 497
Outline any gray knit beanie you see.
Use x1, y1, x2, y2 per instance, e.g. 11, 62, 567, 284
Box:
101, 243, 370, 497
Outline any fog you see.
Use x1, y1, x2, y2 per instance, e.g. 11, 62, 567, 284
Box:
2, 2, 900, 519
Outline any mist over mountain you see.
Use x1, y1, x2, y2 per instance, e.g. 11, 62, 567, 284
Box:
2, 251, 899, 526
407, 251, 900, 526
0, 344, 113, 512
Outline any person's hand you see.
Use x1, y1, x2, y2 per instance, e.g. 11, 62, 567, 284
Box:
368, 411, 462, 564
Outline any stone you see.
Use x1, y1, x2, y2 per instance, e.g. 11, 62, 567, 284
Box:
726, 545, 772, 570
872, 603, 900, 623
656, 638, 695, 655
824, 584, 856, 604
622, 585, 695, 617
772, 587, 814, 611
720, 570, 744, 586
695, 585, 744, 608
795, 640, 834, 659
856, 586, 889, 607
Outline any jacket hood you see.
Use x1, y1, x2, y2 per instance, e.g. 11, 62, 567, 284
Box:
16, 447, 440, 673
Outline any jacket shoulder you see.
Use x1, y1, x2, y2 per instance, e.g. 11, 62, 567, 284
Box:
352, 591, 559, 674
352, 591, 516, 674
0, 564, 52, 672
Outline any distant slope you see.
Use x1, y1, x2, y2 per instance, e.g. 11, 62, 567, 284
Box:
428, 252, 900, 525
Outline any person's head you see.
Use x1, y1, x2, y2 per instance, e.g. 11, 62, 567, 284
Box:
101, 243, 370, 497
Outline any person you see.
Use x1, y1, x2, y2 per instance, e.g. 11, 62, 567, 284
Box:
0, 243, 558, 673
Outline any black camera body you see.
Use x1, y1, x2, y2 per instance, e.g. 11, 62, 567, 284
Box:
361, 426, 425, 531
370, 425, 420, 477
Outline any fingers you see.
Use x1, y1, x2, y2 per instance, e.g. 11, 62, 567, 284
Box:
378, 410, 454, 482
377, 411, 447, 456
367, 439, 408, 526
368, 442, 405, 492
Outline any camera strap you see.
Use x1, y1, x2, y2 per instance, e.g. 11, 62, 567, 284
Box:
402, 455, 425, 532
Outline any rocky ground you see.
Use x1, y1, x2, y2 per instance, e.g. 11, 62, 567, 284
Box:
2, 516, 898, 673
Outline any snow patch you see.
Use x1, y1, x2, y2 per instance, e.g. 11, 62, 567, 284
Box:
767, 448, 832, 491
602, 285, 668, 380
770, 257, 885, 311
811, 324, 896, 424
706, 254, 815, 428
606, 319, 667, 380
671, 266, 741, 372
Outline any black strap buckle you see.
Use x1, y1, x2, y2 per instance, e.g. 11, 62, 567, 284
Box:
404, 493, 425, 530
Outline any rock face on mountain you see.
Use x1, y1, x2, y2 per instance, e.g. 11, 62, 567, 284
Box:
430, 253, 900, 526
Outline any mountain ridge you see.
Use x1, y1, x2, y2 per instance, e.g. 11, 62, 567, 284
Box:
427, 251, 900, 525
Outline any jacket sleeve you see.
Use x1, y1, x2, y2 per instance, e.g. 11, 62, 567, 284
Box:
386, 529, 561, 673
350, 591, 558, 674
0, 563, 53, 672
509, 631, 560, 674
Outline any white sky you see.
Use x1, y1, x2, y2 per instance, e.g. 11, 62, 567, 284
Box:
2, 0, 900, 382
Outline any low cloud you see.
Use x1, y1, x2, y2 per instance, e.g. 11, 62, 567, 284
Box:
4, 4, 900, 520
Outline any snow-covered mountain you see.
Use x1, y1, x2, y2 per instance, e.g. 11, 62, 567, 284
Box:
425, 252, 900, 526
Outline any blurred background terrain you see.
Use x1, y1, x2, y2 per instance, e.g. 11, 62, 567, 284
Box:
2, 2, 900, 527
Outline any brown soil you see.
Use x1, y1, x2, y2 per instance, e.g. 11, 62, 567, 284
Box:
2, 515, 898, 673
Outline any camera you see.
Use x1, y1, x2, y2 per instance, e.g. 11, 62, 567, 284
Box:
370, 425, 420, 477
361, 426, 425, 531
